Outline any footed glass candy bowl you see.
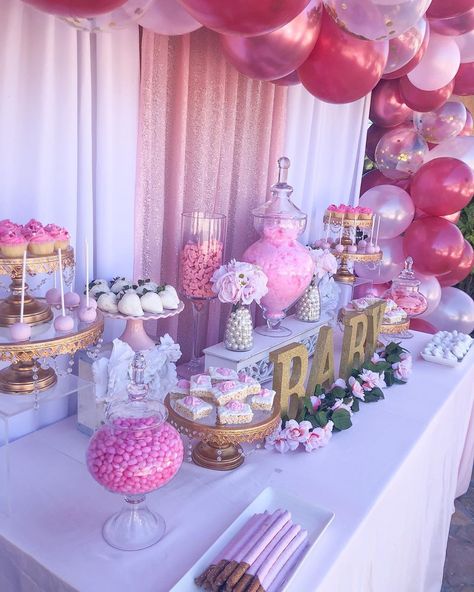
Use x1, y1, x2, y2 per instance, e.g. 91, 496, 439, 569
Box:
86, 355, 183, 550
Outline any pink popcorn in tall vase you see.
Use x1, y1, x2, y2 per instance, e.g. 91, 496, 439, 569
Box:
180, 239, 224, 299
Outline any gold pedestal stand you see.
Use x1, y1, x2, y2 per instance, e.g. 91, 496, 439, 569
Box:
0, 249, 75, 327
165, 394, 281, 471
332, 250, 383, 284
0, 308, 104, 394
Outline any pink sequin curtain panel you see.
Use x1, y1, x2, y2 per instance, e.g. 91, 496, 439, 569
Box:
134, 28, 287, 360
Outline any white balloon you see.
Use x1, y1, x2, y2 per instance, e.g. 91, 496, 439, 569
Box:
423, 287, 474, 334
417, 273, 442, 318
454, 30, 474, 63
424, 136, 474, 171
359, 185, 415, 238
138, 0, 202, 35
354, 236, 405, 283
408, 33, 460, 91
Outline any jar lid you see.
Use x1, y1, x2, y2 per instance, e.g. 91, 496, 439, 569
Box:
393, 257, 421, 287
252, 157, 307, 222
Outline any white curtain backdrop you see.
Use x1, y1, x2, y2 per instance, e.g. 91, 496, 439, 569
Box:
0, 0, 140, 287
283, 85, 370, 244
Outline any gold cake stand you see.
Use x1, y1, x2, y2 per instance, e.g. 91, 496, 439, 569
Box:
0, 307, 103, 394
165, 393, 281, 471
331, 250, 383, 284
338, 308, 410, 337
0, 248, 75, 327
323, 215, 373, 228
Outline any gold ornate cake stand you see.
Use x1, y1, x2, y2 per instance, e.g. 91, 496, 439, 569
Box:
165, 394, 281, 471
0, 248, 75, 327
331, 250, 383, 283
323, 215, 373, 228
0, 307, 103, 394
338, 308, 409, 337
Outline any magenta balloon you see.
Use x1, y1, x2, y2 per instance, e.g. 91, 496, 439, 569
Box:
178, 0, 311, 36
375, 126, 429, 180
359, 185, 415, 239
23, 0, 126, 16
384, 18, 427, 75
360, 169, 411, 195
409, 318, 437, 334
460, 109, 474, 136
271, 71, 301, 86
323, 0, 431, 41
413, 101, 467, 144
354, 236, 405, 283
398, 76, 454, 112
407, 33, 460, 92
298, 9, 388, 104
415, 208, 462, 224
454, 62, 474, 96
415, 272, 442, 317
423, 287, 474, 333
429, 8, 474, 37
437, 240, 474, 287
403, 217, 465, 275
353, 282, 391, 299
221, 0, 321, 81
138, 0, 201, 34
369, 80, 412, 128
383, 20, 430, 80
366, 125, 391, 161
428, 0, 474, 19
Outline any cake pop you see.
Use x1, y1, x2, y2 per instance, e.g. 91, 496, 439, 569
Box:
54, 249, 74, 332
45, 270, 61, 306
357, 239, 367, 252
10, 251, 32, 342
312, 239, 323, 249
347, 245, 358, 253
64, 288, 81, 308
78, 239, 97, 323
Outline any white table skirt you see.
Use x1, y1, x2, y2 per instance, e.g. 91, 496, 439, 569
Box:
0, 331, 473, 592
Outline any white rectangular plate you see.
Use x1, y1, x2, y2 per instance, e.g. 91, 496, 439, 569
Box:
170, 486, 334, 592
420, 352, 458, 367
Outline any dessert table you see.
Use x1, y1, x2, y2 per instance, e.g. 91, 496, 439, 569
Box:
0, 331, 473, 592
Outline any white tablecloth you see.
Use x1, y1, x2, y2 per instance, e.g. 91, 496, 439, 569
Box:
0, 331, 473, 592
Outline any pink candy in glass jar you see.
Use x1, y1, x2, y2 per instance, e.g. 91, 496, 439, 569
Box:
86, 353, 183, 551
383, 257, 428, 317
243, 157, 314, 337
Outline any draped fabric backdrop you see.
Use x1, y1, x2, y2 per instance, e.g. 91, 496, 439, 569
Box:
0, 0, 140, 292
134, 28, 287, 359
283, 86, 370, 244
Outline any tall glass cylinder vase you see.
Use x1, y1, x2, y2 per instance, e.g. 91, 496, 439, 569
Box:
178, 212, 226, 375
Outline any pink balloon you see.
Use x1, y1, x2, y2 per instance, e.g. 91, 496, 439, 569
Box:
23, 0, 126, 16
271, 71, 301, 86
366, 125, 390, 161
424, 136, 474, 170
359, 185, 415, 239
360, 169, 411, 195
454, 31, 474, 63
454, 62, 474, 96
383, 20, 430, 80
178, 0, 311, 36
437, 239, 474, 287
429, 8, 474, 37
369, 80, 412, 128
403, 217, 465, 275
354, 236, 405, 283
423, 286, 474, 334
384, 18, 427, 75
413, 101, 467, 144
416, 272, 442, 317
407, 33, 460, 92
298, 9, 388, 104
398, 76, 454, 112
221, 0, 321, 81
375, 126, 429, 180
415, 209, 461, 224
428, 0, 474, 19
460, 109, 474, 136
410, 157, 474, 216
353, 282, 391, 299
138, 0, 201, 34
409, 318, 437, 333
323, 0, 431, 41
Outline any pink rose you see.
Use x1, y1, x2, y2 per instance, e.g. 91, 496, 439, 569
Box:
331, 399, 353, 415
305, 421, 334, 451
331, 378, 347, 390
371, 352, 381, 364
359, 369, 386, 391
265, 429, 298, 453
348, 376, 365, 400
214, 272, 242, 304
310, 395, 321, 412
284, 419, 312, 443
392, 356, 412, 381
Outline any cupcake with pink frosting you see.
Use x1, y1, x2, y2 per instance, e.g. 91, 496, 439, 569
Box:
0, 219, 20, 237
22, 219, 44, 238
45, 224, 70, 250
27, 227, 55, 256
0, 229, 28, 258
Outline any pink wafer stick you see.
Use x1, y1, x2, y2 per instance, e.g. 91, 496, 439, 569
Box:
261, 530, 308, 590
241, 511, 291, 567
247, 521, 293, 576
255, 523, 301, 582
266, 540, 309, 592
213, 512, 268, 564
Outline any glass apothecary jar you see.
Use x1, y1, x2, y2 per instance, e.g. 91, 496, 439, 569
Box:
384, 257, 428, 317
